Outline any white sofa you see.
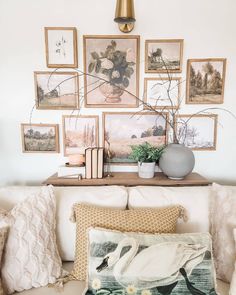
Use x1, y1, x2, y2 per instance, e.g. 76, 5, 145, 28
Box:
0, 185, 230, 295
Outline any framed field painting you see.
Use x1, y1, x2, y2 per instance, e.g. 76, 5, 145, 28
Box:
34, 71, 79, 110
63, 115, 99, 156
103, 112, 168, 164
144, 77, 181, 109
44, 27, 78, 68
83, 35, 140, 108
21, 124, 59, 153
186, 58, 226, 104
175, 114, 218, 150
145, 39, 183, 73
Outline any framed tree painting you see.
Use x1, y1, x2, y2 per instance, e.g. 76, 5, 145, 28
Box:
44, 27, 78, 68
175, 114, 218, 150
21, 124, 59, 153
103, 112, 168, 164
144, 77, 181, 109
145, 39, 183, 73
34, 71, 79, 110
63, 115, 99, 156
83, 35, 140, 108
186, 58, 226, 104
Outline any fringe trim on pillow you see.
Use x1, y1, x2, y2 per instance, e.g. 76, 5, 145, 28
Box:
48, 273, 77, 291
69, 205, 76, 223
179, 206, 188, 222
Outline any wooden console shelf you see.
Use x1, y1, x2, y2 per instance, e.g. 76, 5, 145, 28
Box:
43, 172, 211, 187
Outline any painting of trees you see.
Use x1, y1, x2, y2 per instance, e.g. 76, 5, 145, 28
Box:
187, 59, 226, 104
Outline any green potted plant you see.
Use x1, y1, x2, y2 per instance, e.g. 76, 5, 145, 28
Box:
130, 142, 165, 178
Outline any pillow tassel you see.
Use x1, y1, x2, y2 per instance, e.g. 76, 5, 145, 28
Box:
69, 205, 76, 223
179, 206, 188, 222
48, 274, 76, 290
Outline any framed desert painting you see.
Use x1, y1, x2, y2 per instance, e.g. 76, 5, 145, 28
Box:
34, 71, 79, 110
144, 77, 181, 109
186, 58, 226, 104
21, 124, 59, 153
44, 27, 78, 68
83, 35, 140, 108
145, 39, 183, 73
175, 114, 218, 150
103, 112, 168, 164
63, 115, 99, 156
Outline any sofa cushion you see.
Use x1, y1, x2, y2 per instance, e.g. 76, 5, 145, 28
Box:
71, 203, 185, 281
0, 186, 128, 261
128, 186, 210, 233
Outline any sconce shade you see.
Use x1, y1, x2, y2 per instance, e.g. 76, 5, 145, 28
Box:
114, 0, 136, 24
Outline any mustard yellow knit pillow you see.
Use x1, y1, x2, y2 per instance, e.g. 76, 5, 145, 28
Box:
70, 204, 186, 281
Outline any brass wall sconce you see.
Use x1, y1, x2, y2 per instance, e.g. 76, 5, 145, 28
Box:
114, 0, 136, 33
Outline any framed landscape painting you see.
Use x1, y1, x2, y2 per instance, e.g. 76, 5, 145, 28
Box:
144, 77, 181, 109
103, 112, 168, 164
44, 27, 78, 68
83, 35, 140, 108
34, 71, 79, 110
21, 124, 59, 153
63, 115, 99, 156
145, 39, 183, 73
186, 58, 226, 104
175, 114, 218, 150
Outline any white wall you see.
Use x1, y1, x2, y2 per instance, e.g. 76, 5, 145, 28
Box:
0, 0, 236, 185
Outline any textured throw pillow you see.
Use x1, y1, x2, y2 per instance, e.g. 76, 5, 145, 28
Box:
70, 203, 186, 281
84, 228, 218, 295
0, 185, 64, 294
210, 183, 236, 283
0, 228, 8, 295
229, 229, 236, 294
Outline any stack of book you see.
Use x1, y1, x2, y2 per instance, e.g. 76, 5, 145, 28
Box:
85, 147, 104, 179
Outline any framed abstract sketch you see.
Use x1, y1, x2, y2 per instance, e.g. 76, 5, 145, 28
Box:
103, 112, 168, 164
83, 35, 140, 108
144, 77, 181, 109
34, 71, 79, 110
63, 115, 99, 156
186, 58, 226, 104
175, 114, 218, 150
21, 124, 59, 153
145, 39, 183, 73
44, 27, 78, 68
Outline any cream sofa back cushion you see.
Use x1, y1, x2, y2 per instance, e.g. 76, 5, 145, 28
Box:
128, 186, 210, 233
0, 186, 128, 261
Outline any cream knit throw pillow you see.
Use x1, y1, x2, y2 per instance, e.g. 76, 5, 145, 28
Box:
70, 203, 186, 281
0, 186, 64, 294
0, 227, 8, 295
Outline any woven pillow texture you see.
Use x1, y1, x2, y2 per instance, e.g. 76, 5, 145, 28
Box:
0, 185, 64, 294
70, 203, 185, 281
0, 227, 8, 295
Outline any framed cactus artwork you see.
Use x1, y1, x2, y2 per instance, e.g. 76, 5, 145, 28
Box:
83, 35, 140, 108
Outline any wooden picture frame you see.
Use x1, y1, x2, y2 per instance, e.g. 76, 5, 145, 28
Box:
175, 114, 218, 150
34, 71, 79, 110
21, 123, 60, 153
145, 39, 184, 73
62, 115, 99, 156
45, 27, 78, 68
83, 35, 140, 108
102, 112, 169, 164
186, 58, 227, 104
144, 77, 181, 110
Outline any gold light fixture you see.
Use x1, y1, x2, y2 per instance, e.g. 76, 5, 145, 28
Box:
114, 0, 136, 33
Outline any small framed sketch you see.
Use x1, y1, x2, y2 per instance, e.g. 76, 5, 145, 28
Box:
175, 114, 218, 150
186, 58, 226, 104
44, 27, 78, 68
144, 77, 181, 109
34, 71, 79, 110
145, 39, 183, 73
103, 112, 168, 164
21, 124, 59, 153
83, 35, 140, 108
63, 115, 99, 156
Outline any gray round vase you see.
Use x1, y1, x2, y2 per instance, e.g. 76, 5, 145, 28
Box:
159, 144, 195, 180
